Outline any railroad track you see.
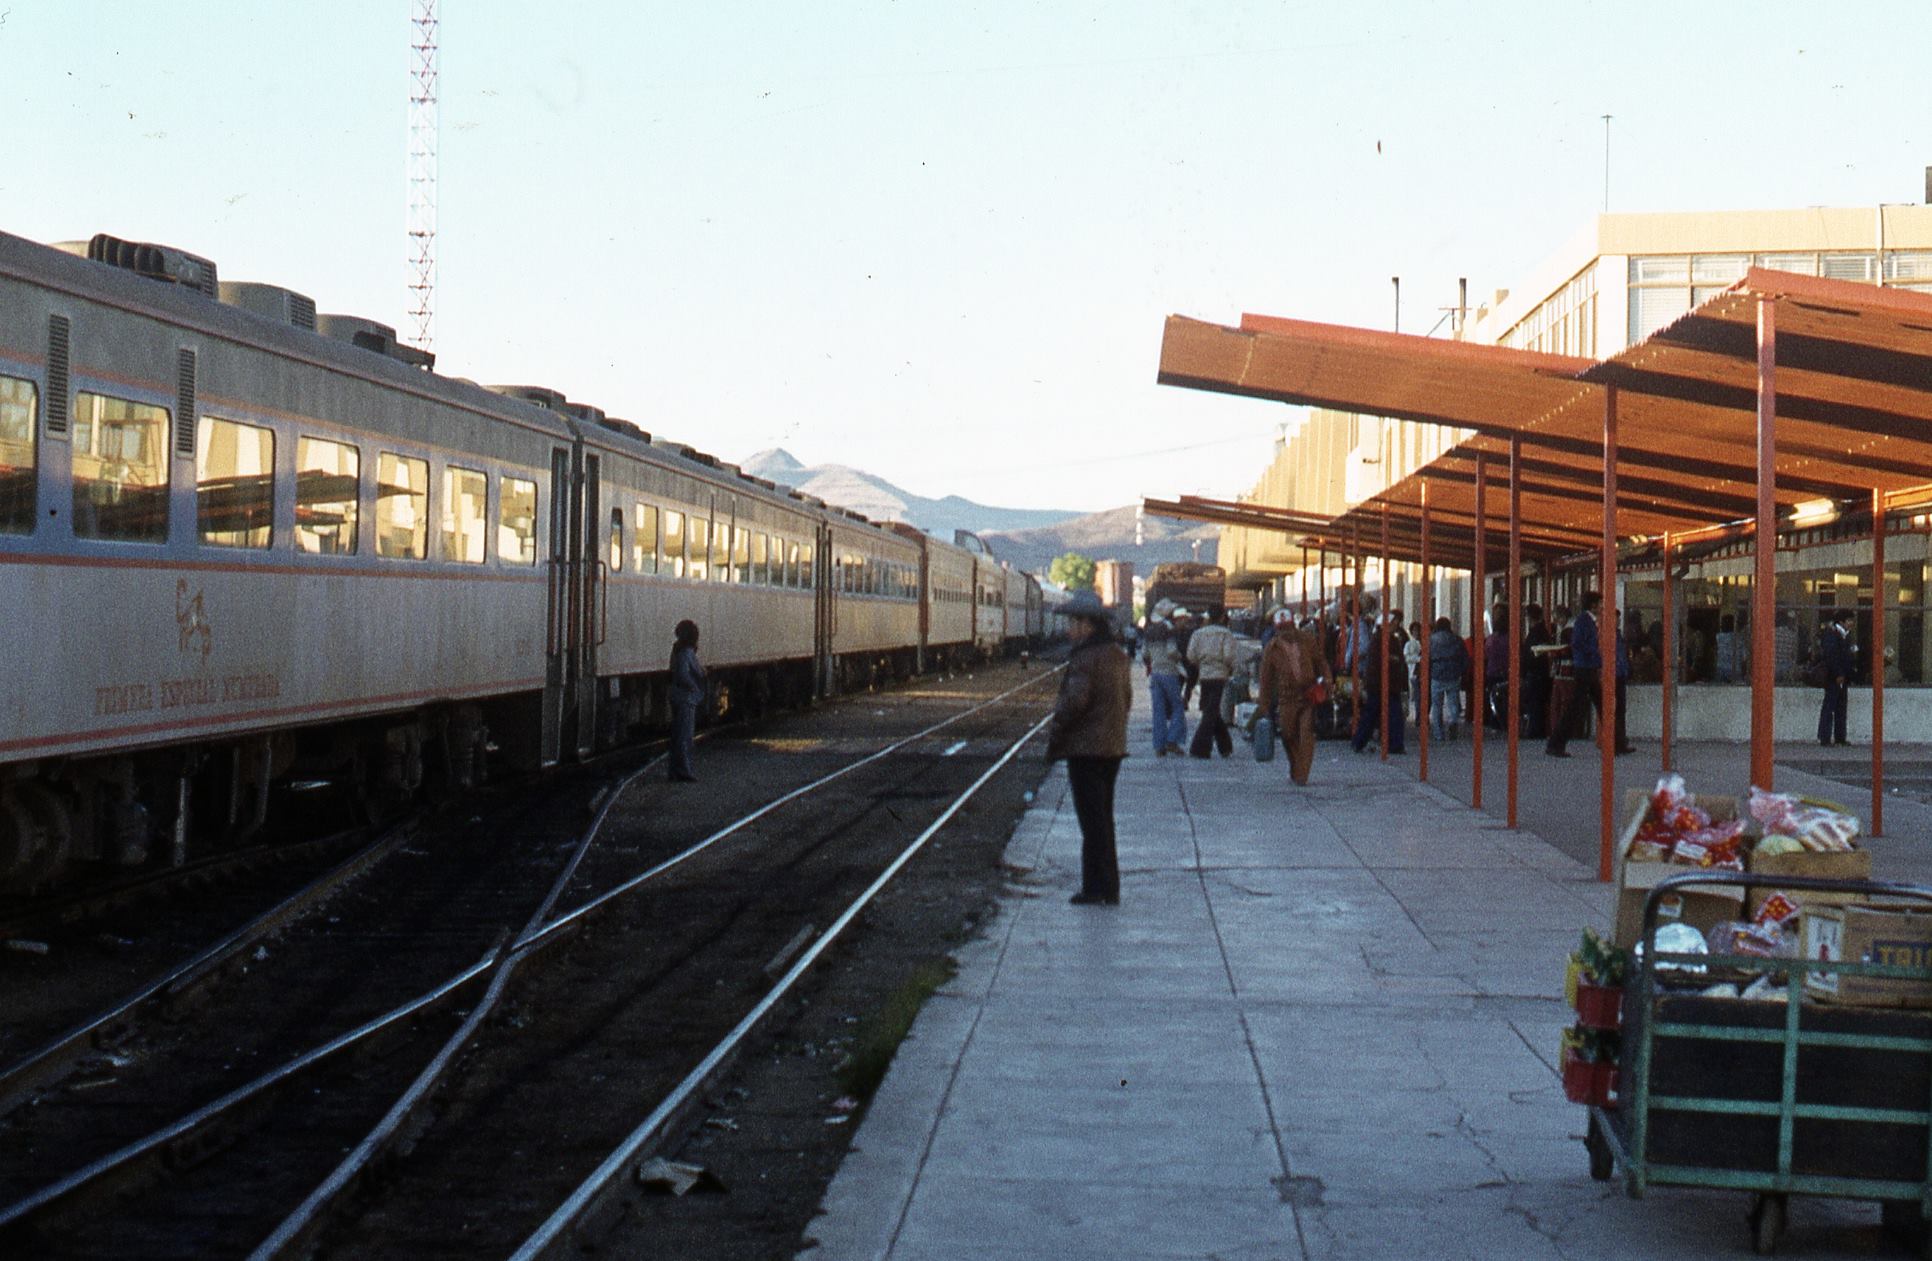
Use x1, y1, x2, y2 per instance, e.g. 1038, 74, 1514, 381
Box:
0, 661, 1060, 1258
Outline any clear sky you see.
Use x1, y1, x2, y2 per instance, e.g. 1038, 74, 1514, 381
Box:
3, 2, 1926, 512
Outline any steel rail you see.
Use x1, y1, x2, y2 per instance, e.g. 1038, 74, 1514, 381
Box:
0, 940, 499, 1234
0, 824, 407, 1114
518, 666, 1062, 951
508, 710, 1055, 1261
250, 665, 1060, 1258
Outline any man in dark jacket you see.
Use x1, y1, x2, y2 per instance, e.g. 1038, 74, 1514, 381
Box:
1818, 608, 1855, 746
1350, 610, 1407, 755
1547, 592, 1602, 758
1047, 591, 1133, 905
1522, 604, 1554, 740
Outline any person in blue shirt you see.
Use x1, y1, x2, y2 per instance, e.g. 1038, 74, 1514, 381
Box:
1818, 608, 1856, 746
1547, 591, 1634, 757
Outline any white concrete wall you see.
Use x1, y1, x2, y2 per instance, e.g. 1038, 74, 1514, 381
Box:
1622, 683, 1929, 743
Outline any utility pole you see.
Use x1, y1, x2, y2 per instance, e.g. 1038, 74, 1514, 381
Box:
1601, 113, 1612, 213
408, 0, 439, 351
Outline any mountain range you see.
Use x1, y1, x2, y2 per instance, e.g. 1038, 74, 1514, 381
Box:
737, 449, 1218, 577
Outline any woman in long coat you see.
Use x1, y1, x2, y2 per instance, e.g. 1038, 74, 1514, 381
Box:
668, 619, 705, 782
1045, 591, 1133, 905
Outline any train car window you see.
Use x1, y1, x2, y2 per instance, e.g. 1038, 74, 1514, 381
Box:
195, 416, 274, 548
752, 532, 769, 585
607, 506, 623, 572
732, 524, 751, 584
440, 466, 488, 563
0, 374, 38, 534
785, 541, 799, 588
72, 391, 169, 542
663, 508, 686, 578
498, 475, 537, 564
376, 452, 429, 559
296, 437, 359, 554
709, 517, 729, 581
688, 516, 709, 581
634, 503, 659, 574
802, 541, 814, 589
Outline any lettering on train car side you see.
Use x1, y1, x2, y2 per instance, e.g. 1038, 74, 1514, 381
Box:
94, 683, 155, 715
94, 673, 282, 715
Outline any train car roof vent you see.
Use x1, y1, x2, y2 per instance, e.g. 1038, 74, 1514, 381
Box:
56, 233, 219, 297
218, 282, 317, 330
565, 401, 605, 425
487, 384, 569, 411
318, 314, 434, 370
598, 416, 650, 441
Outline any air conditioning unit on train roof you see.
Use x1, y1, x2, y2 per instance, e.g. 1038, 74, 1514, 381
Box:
318, 314, 434, 370
54, 233, 219, 297
564, 401, 605, 425
599, 417, 650, 442
487, 384, 569, 411
218, 282, 317, 331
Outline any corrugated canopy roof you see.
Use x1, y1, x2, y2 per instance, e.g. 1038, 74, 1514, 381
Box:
1155, 268, 1932, 571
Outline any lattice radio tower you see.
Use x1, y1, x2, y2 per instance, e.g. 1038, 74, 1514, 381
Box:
407, 0, 439, 351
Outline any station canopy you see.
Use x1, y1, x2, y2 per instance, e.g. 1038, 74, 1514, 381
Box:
1155, 269, 1932, 572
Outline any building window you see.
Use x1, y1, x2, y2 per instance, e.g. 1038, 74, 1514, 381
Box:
72, 391, 169, 542
296, 436, 359, 555
196, 416, 274, 548
499, 475, 537, 564
0, 374, 37, 534
376, 452, 429, 559
442, 466, 488, 563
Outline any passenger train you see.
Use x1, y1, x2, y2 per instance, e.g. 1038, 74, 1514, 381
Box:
0, 230, 1057, 894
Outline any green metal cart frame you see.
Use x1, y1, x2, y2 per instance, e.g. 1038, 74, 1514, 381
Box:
1585, 871, 1932, 1256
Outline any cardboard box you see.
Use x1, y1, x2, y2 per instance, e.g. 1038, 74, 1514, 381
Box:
1612, 788, 1745, 948
1745, 846, 1873, 915
1802, 903, 1932, 1009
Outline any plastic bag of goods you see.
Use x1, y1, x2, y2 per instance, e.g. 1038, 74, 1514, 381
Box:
1626, 774, 1745, 868
1747, 786, 1859, 852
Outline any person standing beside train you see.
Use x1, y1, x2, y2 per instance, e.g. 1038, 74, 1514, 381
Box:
1185, 607, 1237, 758
668, 619, 705, 782
1046, 592, 1132, 906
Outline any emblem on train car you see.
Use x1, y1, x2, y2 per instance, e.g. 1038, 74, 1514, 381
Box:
176, 579, 213, 661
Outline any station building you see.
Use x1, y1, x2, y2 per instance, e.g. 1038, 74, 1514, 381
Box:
1216, 200, 1932, 742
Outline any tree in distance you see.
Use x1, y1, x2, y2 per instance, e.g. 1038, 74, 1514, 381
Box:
1048, 551, 1097, 592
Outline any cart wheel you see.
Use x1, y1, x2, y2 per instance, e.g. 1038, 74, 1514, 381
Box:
1584, 1121, 1614, 1182
1749, 1193, 1787, 1256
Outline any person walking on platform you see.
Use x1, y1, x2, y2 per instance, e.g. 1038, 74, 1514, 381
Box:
1350, 609, 1407, 755
1143, 601, 1186, 755
1611, 626, 1635, 755
1045, 591, 1131, 906
1258, 609, 1332, 786
1174, 609, 1201, 711
1547, 592, 1606, 758
668, 619, 705, 782
1186, 607, 1237, 758
1818, 608, 1855, 746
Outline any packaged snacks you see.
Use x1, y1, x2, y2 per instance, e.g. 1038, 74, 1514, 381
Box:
1747, 787, 1860, 852
1626, 775, 1746, 869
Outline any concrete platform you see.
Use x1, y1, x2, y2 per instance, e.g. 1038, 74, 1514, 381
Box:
803, 687, 1925, 1260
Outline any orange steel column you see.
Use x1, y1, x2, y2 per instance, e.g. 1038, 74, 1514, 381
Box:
1599, 385, 1619, 883
1419, 481, 1433, 784
1380, 505, 1392, 763
1350, 524, 1362, 736
1472, 452, 1487, 809
1661, 532, 1675, 772
1752, 296, 1777, 792
1507, 436, 1522, 828
1873, 488, 1887, 836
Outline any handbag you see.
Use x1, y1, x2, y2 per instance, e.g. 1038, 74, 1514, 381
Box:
1252, 714, 1276, 762
1802, 658, 1828, 688
1304, 679, 1329, 705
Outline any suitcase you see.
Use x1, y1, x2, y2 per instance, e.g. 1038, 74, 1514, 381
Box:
1253, 715, 1276, 762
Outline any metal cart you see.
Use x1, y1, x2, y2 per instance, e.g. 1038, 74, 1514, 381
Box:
1585, 872, 1932, 1256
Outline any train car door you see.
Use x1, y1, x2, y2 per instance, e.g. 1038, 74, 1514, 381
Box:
540, 446, 572, 766
915, 535, 930, 673
574, 452, 602, 757
813, 521, 834, 696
